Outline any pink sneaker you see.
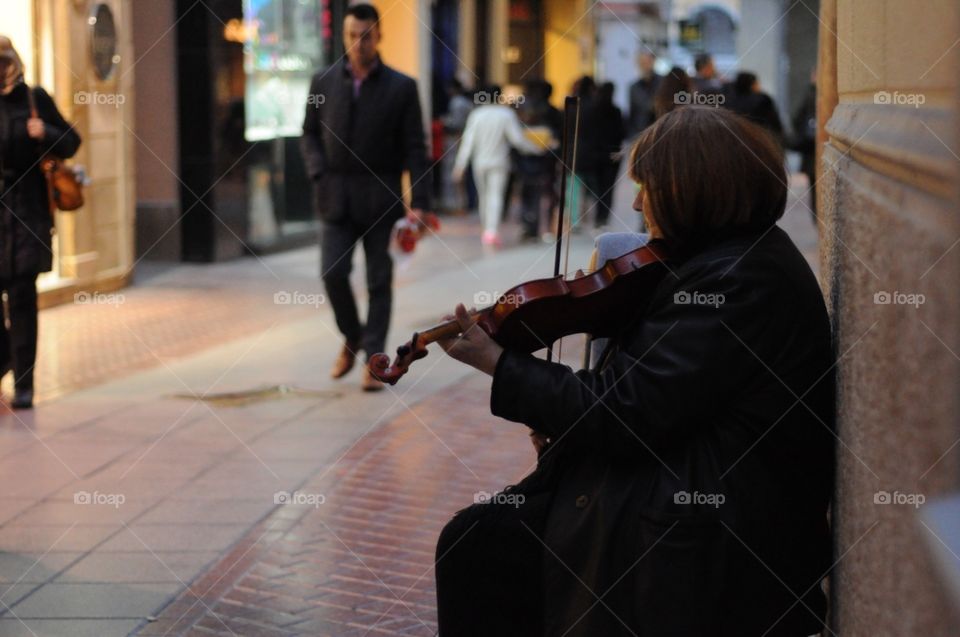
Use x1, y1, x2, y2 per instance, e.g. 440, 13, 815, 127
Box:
481, 231, 501, 247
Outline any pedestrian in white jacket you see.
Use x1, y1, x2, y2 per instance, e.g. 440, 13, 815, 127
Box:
453, 85, 545, 247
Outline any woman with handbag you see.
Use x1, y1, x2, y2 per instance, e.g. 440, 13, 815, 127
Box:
433, 106, 835, 636
0, 37, 81, 408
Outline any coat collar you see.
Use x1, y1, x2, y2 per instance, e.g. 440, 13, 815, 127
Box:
343, 55, 383, 81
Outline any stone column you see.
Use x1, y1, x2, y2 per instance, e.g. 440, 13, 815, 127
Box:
820, 0, 960, 633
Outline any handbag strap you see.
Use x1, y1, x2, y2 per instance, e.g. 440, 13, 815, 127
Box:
26, 85, 38, 120
24, 86, 58, 219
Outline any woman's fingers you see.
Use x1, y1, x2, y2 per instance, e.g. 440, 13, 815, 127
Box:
26, 118, 45, 140
441, 304, 479, 337
454, 303, 473, 332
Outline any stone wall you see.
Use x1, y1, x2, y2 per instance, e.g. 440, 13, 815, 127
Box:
819, 0, 960, 634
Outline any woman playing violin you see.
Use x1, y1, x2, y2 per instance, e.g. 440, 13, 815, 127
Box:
432, 105, 835, 637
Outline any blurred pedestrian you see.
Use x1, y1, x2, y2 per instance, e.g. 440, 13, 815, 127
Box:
790, 69, 818, 221
440, 79, 476, 213
653, 66, 694, 119
579, 82, 625, 230
724, 71, 784, 146
516, 79, 561, 241
442, 78, 473, 133
567, 76, 596, 232
0, 36, 81, 409
692, 52, 724, 95
301, 3, 431, 392
452, 84, 544, 248
627, 51, 661, 137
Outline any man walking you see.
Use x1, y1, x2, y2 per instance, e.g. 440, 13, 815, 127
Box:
627, 52, 661, 137
301, 3, 431, 391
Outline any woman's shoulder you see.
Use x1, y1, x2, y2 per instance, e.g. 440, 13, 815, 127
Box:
681, 226, 802, 271
658, 226, 817, 302
1, 82, 29, 104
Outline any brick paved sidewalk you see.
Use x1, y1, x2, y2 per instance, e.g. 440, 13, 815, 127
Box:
138, 373, 536, 636
24, 215, 488, 404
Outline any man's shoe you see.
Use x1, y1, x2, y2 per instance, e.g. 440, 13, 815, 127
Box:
330, 341, 360, 379
11, 389, 33, 410
360, 366, 385, 392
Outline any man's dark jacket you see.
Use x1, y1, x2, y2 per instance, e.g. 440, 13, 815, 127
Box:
300, 59, 430, 225
492, 226, 835, 636
628, 73, 661, 136
0, 84, 81, 279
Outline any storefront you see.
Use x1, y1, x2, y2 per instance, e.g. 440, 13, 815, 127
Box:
8, 0, 136, 306
168, 0, 339, 262
240, 0, 332, 249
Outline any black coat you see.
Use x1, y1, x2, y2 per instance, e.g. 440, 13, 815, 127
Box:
576, 99, 625, 172
725, 91, 785, 146
491, 226, 835, 636
0, 84, 81, 279
300, 59, 430, 225
628, 74, 661, 136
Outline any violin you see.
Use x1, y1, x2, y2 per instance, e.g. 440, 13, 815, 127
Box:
367, 241, 671, 384
367, 95, 671, 385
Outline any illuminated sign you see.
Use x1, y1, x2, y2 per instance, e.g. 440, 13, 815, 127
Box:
243, 0, 325, 141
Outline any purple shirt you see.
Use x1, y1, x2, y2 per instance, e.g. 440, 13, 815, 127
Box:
345, 57, 381, 99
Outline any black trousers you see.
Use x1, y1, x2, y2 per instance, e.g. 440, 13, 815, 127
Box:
320, 215, 394, 358
0, 275, 38, 391
436, 498, 547, 636
519, 173, 552, 238
435, 455, 560, 637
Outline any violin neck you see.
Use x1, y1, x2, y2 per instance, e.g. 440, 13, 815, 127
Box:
416, 309, 486, 346
417, 320, 462, 346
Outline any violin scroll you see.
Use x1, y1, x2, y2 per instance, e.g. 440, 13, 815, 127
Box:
368, 333, 429, 385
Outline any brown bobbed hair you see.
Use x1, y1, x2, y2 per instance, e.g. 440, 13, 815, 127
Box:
629, 106, 787, 247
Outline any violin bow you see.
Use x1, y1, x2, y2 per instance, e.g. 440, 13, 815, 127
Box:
548, 95, 581, 365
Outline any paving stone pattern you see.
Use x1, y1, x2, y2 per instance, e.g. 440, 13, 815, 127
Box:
140, 373, 535, 636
